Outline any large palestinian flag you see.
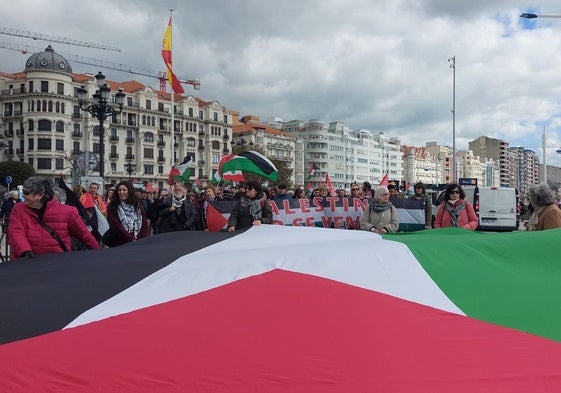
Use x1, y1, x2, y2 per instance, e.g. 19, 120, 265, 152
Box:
2, 226, 561, 391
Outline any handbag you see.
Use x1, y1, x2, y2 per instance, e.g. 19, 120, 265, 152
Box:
102, 229, 117, 247
33, 216, 68, 252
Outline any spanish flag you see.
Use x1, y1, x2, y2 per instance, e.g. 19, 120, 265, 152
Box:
161, 18, 184, 94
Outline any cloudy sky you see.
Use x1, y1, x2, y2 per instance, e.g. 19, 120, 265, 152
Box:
2, 1, 561, 165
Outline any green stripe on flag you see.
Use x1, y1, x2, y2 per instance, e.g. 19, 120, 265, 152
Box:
387, 228, 561, 342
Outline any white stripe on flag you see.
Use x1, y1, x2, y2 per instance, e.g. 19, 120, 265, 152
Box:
66, 226, 463, 328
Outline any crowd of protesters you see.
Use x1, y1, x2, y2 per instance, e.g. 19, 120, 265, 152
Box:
1, 175, 561, 261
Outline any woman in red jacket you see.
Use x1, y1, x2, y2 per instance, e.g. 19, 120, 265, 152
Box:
434, 183, 478, 230
8, 177, 99, 259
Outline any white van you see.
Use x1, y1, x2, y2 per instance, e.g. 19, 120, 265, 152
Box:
471, 187, 519, 232
432, 186, 519, 231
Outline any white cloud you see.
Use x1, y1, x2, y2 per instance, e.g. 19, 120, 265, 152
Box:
2, 0, 561, 166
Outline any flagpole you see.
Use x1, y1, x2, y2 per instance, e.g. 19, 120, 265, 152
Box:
169, 9, 176, 170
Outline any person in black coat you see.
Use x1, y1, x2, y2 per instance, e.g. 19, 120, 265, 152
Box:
227, 181, 273, 231
0, 191, 20, 229
157, 183, 198, 233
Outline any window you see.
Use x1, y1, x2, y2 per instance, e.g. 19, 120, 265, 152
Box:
110, 163, 117, 172
127, 96, 133, 106
158, 165, 164, 174
29, 81, 34, 92
55, 159, 64, 170
93, 143, 100, 154
110, 145, 117, 154
211, 141, 220, 150
37, 138, 52, 150
199, 110, 203, 119
213, 112, 218, 121
212, 153, 220, 164
144, 148, 154, 158
188, 107, 193, 117
146, 99, 152, 110
55, 139, 64, 151
144, 132, 154, 142
73, 141, 80, 154
55, 102, 60, 113
40, 81, 48, 93
186, 138, 196, 147
56, 120, 64, 132
38, 120, 52, 131
127, 129, 133, 139
93, 126, 100, 136
28, 119, 34, 131
144, 165, 154, 175
158, 103, 164, 112
38, 158, 51, 169
57, 83, 64, 95
28, 138, 34, 150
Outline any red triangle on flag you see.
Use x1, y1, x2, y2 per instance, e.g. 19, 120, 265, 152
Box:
206, 204, 229, 232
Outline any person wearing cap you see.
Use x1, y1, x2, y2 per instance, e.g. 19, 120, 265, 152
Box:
409, 181, 432, 229
227, 181, 273, 231
274, 184, 291, 201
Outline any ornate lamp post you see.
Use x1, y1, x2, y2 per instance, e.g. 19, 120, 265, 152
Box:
77, 72, 125, 183
124, 162, 136, 181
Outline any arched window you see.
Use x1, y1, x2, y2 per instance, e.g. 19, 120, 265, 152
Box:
37, 100, 41, 112
186, 137, 196, 147
144, 132, 154, 142
42, 100, 47, 111
55, 102, 60, 113
61, 103, 65, 114
38, 119, 52, 131
211, 140, 220, 150
55, 120, 64, 132
48, 101, 53, 112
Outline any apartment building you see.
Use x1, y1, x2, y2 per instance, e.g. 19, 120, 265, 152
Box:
0, 45, 233, 190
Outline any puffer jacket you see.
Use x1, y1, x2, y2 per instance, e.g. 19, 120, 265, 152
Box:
434, 199, 478, 230
8, 199, 99, 259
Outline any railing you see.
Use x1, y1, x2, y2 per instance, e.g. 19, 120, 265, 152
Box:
71, 132, 83, 138
125, 137, 135, 144
110, 135, 119, 142
125, 154, 135, 161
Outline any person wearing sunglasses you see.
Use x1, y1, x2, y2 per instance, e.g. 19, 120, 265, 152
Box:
434, 183, 478, 229
227, 181, 273, 231
8, 177, 99, 259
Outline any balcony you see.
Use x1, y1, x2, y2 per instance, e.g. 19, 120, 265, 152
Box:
127, 121, 138, 127
13, 110, 22, 117
110, 135, 119, 143
16, 129, 24, 136
4, 131, 14, 138
16, 148, 24, 156
109, 153, 119, 160
125, 154, 135, 161
71, 149, 82, 156
223, 132, 229, 140
71, 131, 83, 139
157, 156, 166, 164
71, 113, 82, 119
125, 137, 135, 144
157, 140, 166, 147
197, 143, 205, 151
4, 111, 12, 117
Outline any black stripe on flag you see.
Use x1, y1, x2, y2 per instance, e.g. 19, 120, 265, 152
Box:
238, 150, 278, 175
0, 231, 239, 344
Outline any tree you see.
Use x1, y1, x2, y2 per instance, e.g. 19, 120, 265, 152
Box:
0, 160, 36, 188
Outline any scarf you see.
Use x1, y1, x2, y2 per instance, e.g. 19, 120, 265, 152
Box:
445, 200, 466, 228
240, 195, 263, 220
117, 201, 142, 239
526, 206, 546, 231
369, 200, 392, 212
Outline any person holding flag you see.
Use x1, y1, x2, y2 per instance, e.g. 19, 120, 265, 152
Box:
227, 181, 272, 232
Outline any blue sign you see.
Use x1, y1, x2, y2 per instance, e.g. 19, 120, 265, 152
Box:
5, 176, 12, 185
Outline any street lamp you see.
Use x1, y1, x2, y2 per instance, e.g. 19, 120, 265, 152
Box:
77, 72, 125, 183
124, 162, 136, 180
448, 55, 456, 183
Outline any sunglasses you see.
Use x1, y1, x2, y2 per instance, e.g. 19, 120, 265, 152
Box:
246, 187, 255, 191
450, 190, 460, 194
22, 189, 31, 196
351, 188, 359, 191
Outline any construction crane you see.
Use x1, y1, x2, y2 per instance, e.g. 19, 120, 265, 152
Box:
0, 26, 121, 52
0, 42, 201, 92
